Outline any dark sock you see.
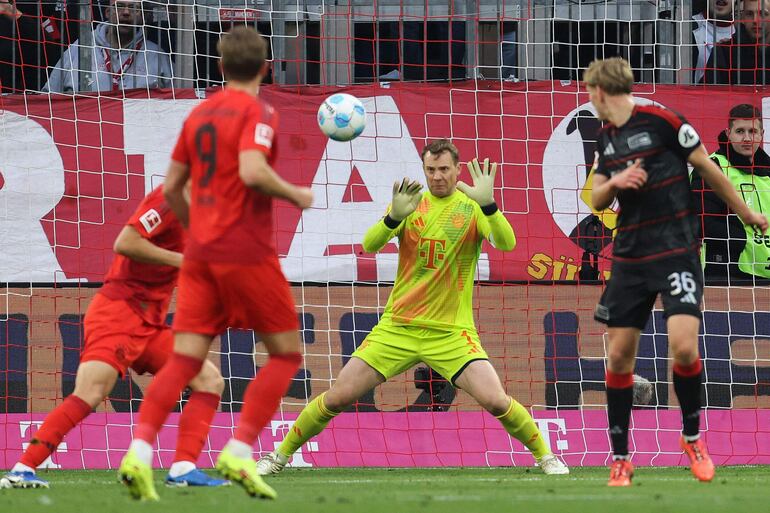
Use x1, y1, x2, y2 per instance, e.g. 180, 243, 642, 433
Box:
606, 371, 634, 457
674, 358, 703, 438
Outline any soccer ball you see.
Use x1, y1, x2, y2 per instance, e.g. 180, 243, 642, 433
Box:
632, 374, 654, 406
317, 93, 366, 142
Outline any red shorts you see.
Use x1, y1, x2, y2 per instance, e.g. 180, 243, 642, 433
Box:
173, 257, 299, 336
82, 293, 173, 376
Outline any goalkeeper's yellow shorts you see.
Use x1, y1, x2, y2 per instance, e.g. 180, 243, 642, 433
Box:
351, 321, 489, 383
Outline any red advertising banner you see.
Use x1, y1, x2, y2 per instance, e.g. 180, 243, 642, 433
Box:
0, 82, 767, 283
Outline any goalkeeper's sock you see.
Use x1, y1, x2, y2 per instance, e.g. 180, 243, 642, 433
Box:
495, 397, 550, 460
673, 358, 703, 438
19, 395, 91, 469
174, 391, 221, 464
233, 353, 303, 445
278, 392, 339, 457
134, 353, 203, 444
606, 371, 634, 458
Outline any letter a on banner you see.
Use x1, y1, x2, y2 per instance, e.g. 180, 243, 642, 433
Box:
283, 95, 490, 282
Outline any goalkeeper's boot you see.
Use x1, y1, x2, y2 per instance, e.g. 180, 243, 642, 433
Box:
215, 447, 277, 499
256, 451, 289, 476
607, 459, 634, 487
1, 471, 49, 489
537, 454, 569, 475
118, 448, 159, 501
680, 436, 715, 482
165, 469, 231, 487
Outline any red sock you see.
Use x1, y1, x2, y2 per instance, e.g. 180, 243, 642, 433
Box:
20, 395, 91, 468
234, 353, 302, 445
174, 391, 220, 463
134, 353, 203, 444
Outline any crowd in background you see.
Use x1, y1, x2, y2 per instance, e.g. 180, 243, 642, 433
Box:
1, 0, 770, 93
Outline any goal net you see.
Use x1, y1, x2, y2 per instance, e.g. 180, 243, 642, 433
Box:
1, 0, 769, 470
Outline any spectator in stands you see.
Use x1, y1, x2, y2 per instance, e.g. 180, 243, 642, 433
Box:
0, 0, 64, 92
692, 0, 736, 84
44, 0, 172, 93
703, 0, 770, 85
692, 104, 770, 283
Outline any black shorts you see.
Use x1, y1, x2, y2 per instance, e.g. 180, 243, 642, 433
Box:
594, 252, 703, 330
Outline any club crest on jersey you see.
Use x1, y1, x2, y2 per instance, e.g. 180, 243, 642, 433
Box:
139, 209, 162, 233
678, 123, 699, 148
255, 123, 274, 148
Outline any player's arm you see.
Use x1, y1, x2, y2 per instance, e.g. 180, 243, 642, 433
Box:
457, 158, 515, 250
591, 159, 647, 211
476, 208, 516, 251
689, 145, 769, 233
164, 159, 190, 227
239, 150, 312, 208
362, 178, 422, 253
113, 225, 183, 268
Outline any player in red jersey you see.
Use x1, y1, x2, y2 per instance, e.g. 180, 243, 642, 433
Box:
1, 186, 229, 489
118, 26, 312, 501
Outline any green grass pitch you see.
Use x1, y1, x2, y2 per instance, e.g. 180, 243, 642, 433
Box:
3, 466, 769, 513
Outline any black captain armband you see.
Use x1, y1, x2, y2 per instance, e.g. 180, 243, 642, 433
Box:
383, 214, 401, 229
481, 203, 499, 216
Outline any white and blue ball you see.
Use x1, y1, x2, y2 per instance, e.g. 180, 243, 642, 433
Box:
317, 93, 366, 142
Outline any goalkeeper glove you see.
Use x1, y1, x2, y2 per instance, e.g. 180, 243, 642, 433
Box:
457, 157, 497, 207
389, 178, 424, 222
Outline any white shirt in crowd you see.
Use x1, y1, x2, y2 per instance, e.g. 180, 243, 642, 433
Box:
44, 22, 172, 93
692, 13, 735, 83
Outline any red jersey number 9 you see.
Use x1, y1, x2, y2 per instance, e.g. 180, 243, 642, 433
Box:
195, 123, 217, 187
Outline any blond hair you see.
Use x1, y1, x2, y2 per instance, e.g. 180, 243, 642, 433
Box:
583, 57, 634, 96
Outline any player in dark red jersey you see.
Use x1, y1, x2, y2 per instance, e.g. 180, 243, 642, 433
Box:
585, 57, 768, 487
118, 26, 312, 501
1, 186, 229, 490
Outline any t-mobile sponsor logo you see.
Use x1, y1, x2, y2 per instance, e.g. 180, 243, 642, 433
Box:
267, 420, 317, 468
533, 418, 569, 452
19, 421, 66, 469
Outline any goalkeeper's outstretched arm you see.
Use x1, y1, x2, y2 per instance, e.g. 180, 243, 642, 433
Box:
484, 209, 516, 251
362, 215, 402, 253
457, 157, 516, 251
363, 178, 423, 253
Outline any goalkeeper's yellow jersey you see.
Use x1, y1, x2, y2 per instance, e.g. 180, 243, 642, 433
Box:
363, 189, 516, 332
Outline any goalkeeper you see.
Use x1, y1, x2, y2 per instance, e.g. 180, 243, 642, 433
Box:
258, 139, 568, 475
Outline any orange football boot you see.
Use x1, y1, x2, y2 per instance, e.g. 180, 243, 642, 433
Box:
608, 459, 634, 487
680, 437, 715, 482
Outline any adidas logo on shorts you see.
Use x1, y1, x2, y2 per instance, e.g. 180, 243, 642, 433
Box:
680, 292, 698, 304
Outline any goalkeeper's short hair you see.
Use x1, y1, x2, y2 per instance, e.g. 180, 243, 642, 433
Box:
421, 138, 459, 165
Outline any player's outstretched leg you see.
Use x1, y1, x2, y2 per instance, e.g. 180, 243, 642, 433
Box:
2, 361, 113, 489
454, 360, 569, 475
495, 398, 569, 475
165, 362, 229, 487
256, 392, 339, 475
257, 356, 384, 476
119, 351, 206, 500
216, 349, 301, 499
1, 394, 90, 489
